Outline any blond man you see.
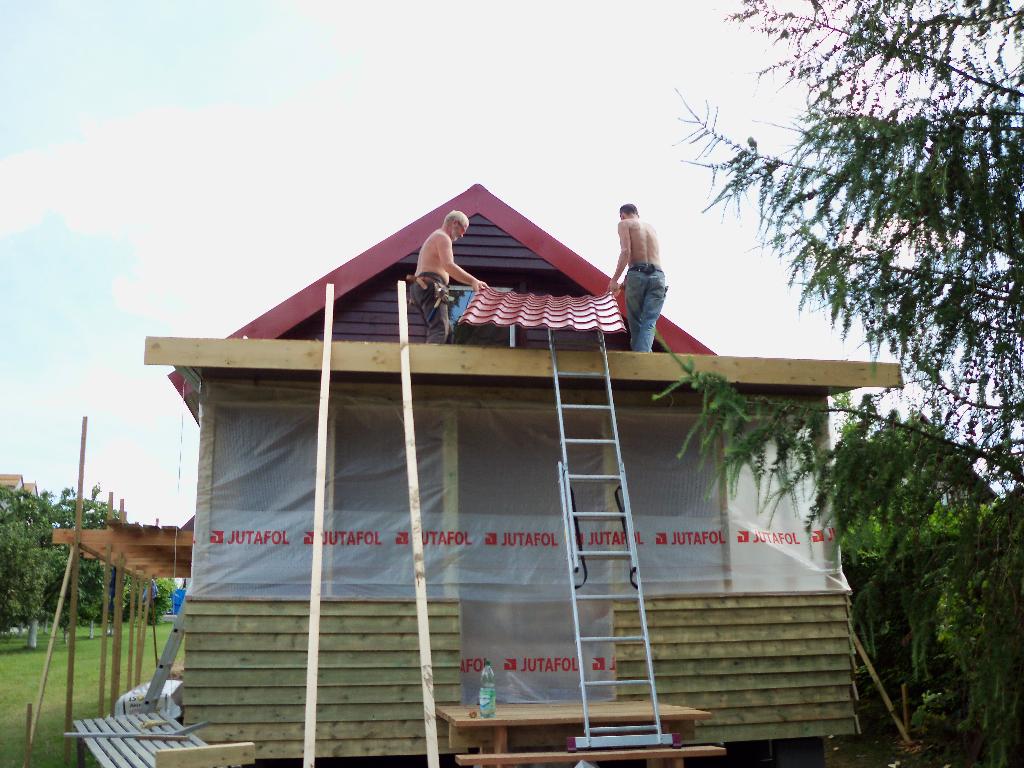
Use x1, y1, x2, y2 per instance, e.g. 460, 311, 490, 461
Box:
411, 211, 489, 343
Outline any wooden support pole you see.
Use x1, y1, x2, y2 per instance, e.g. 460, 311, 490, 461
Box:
852, 632, 913, 744
125, 573, 137, 689
133, 574, 147, 686
109, 553, 126, 712
23, 702, 32, 768
302, 283, 335, 768
901, 683, 910, 733
135, 574, 151, 685
28, 553, 73, 766
98, 491, 114, 715
397, 280, 440, 768
152, 617, 159, 666
64, 416, 88, 763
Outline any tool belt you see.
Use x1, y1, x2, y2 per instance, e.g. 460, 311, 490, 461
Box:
405, 273, 453, 311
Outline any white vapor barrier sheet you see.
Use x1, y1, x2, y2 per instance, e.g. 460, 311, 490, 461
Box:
191, 382, 847, 702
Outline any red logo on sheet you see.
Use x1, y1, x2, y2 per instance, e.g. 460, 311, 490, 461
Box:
210, 529, 289, 545
584, 531, 642, 546
658, 531, 725, 545
737, 530, 802, 545
304, 530, 382, 546
812, 529, 824, 543
812, 527, 836, 542
423, 530, 472, 545
485, 532, 498, 545
395, 530, 472, 545
592, 657, 617, 671
504, 658, 517, 671
520, 657, 578, 673
497, 532, 558, 547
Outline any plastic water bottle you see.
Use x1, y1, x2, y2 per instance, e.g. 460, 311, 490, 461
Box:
478, 659, 496, 718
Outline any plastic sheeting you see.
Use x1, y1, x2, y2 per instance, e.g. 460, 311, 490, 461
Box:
190, 382, 846, 702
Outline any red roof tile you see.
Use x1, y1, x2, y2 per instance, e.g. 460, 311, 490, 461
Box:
459, 288, 626, 333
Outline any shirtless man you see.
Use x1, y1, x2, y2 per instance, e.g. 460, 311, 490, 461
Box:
411, 210, 489, 343
607, 203, 667, 352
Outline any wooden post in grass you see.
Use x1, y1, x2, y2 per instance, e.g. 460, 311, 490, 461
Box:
397, 280, 440, 768
853, 632, 912, 744
98, 490, 114, 715
23, 703, 33, 768
109, 552, 126, 712
127, 571, 138, 686
901, 683, 910, 733
64, 416, 88, 762
302, 283, 335, 768
27, 553, 73, 767
135, 573, 152, 685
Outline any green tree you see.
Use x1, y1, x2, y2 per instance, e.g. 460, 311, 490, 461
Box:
0, 485, 112, 635
0, 487, 52, 633
676, 2, 1024, 765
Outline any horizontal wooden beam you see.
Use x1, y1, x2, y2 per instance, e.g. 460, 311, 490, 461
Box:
52, 527, 192, 578
145, 338, 901, 393
52, 528, 192, 548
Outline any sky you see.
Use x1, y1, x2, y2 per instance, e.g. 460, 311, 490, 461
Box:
0, 1, 891, 527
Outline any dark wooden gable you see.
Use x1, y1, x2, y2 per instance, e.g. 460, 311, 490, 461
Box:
281, 214, 630, 350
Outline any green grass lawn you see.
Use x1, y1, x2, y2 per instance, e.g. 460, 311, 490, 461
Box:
0, 621, 178, 768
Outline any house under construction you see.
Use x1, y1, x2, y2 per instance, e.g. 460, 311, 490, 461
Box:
144, 184, 901, 761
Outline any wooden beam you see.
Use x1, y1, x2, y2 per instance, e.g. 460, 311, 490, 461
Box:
98, 490, 114, 716
144, 337, 902, 392
397, 281, 440, 768
64, 416, 87, 762
126, 573, 137, 690
109, 553, 126, 713
454, 745, 727, 766
303, 284, 334, 768
52, 527, 195, 548
135, 573, 151, 685
28, 553, 73, 765
154, 742, 256, 768
852, 632, 913, 744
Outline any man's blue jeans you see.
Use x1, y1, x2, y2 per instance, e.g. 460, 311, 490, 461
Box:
624, 264, 667, 352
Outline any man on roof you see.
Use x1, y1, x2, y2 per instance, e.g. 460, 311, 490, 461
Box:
411, 210, 489, 344
607, 203, 667, 352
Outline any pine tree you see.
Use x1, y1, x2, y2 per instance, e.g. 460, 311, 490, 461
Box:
677, 2, 1024, 764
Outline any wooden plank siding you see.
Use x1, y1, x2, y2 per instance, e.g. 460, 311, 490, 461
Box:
183, 599, 461, 759
281, 215, 631, 350
615, 593, 857, 743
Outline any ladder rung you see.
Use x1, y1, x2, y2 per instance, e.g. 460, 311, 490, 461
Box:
590, 725, 659, 734
557, 371, 605, 379
584, 679, 651, 687
577, 550, 631, 559
561, 404, 611, 410
580, 635, 644, 643
572, 512, 624, 519
565, 438, 616, 445
574, 593, 639, 601
567, 474, 620, 482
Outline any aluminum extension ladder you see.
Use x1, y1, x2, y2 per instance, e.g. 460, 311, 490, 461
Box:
548, 329, 677, 751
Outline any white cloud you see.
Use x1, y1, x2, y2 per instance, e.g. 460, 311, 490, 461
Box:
0, 1, 896, 524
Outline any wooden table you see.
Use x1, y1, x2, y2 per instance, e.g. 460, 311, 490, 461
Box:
438, 702, 719, 767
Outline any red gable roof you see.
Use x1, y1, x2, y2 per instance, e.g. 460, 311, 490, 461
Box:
230, 184, 714, 354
